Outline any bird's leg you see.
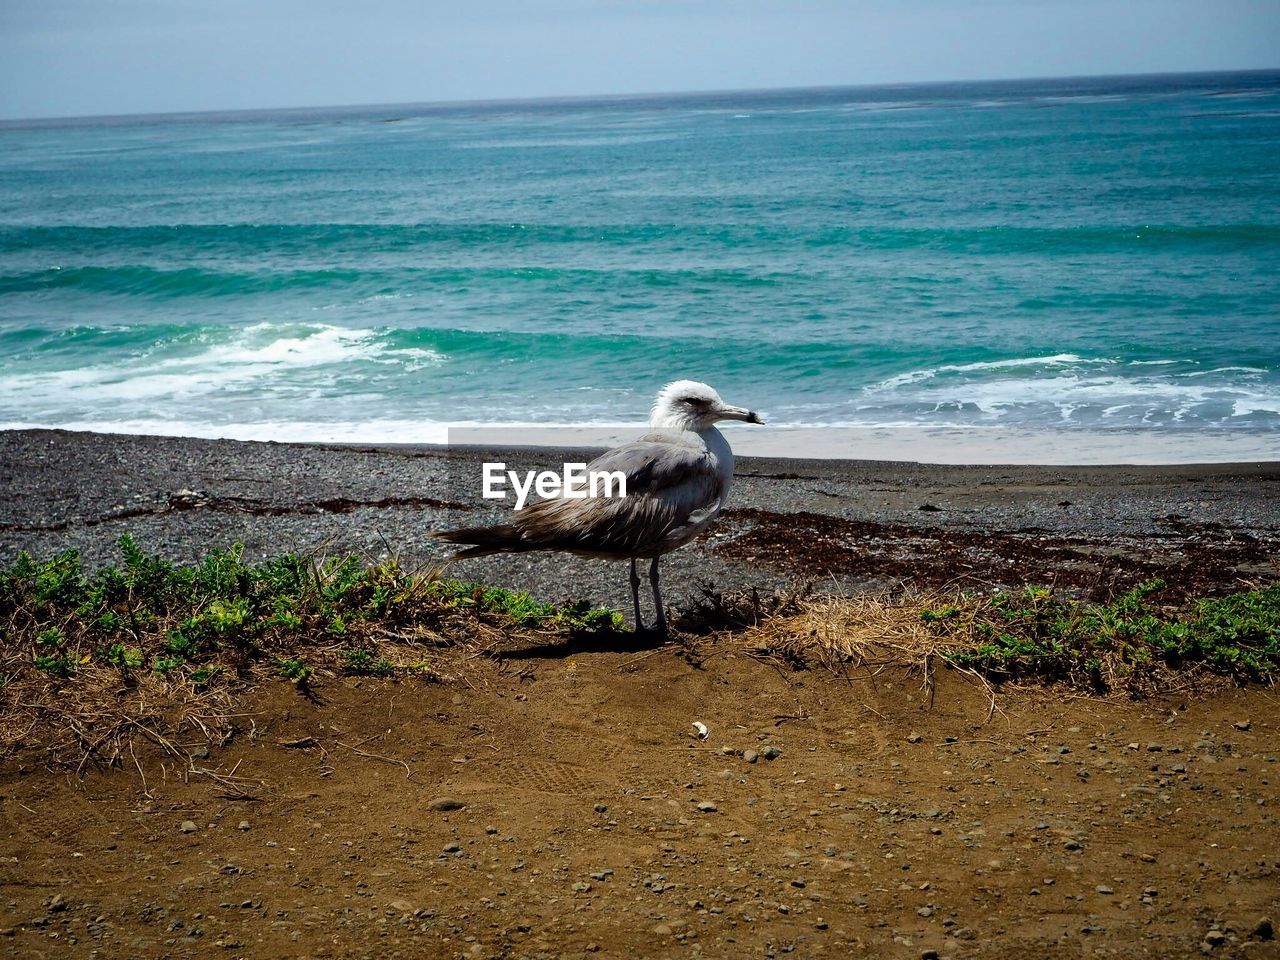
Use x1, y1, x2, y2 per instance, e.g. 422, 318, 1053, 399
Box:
629, 558, 645, 632
649, 556, 667, 635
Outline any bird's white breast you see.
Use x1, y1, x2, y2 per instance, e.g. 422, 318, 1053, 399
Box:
700, 426, 735, 485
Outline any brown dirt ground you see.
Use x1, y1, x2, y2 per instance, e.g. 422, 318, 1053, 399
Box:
2, 637, 1278, 960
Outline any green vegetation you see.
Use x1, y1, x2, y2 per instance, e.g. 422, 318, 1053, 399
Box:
0, 535, 624, 690
925, 580, 1280, 692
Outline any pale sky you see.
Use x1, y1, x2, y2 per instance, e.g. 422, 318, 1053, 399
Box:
2, 0, 1278, 120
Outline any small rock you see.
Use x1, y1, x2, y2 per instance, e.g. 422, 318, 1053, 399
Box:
1194, 739, 1215, 750
443, 841, 461, 853
485, 825, 498, 834
1064, 839, 1083, 851
46, 894, 67, 913
1096, 885, 1114, 895
696, 801, 718, 813
921, 951, 940, 960
572, 881, 591, 893
427, 797, 465, 812
743, 749, 759, 764
594, 803, 608, 813
1251, 918, 1274, 941
1233, 720, 1252, 731
953, 927, 976, 940
761, 745, 782, 761
917, 906, 934, 917
907, 733, 923, 744
237, 821, 250, 832
179, 821, 198, 834
389, 899, 414, 914
652, 923, 673, 936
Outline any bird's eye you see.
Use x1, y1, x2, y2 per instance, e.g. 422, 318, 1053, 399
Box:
682, 396, 708, 407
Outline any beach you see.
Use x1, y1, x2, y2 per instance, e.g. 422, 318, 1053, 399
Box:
2, 429, 1279, 958
3, 428, 1277, 607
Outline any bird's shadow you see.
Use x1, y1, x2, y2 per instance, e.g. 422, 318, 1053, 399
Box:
493, 627, 670, 661
490, 582, 806, 662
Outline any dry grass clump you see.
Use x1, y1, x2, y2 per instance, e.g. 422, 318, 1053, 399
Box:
733, 580, 1280, 699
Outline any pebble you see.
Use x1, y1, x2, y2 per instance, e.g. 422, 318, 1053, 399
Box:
179, 821, 198, 834
1233, 720, 1252, 731
1096, 885, 1114, 895
485, 825, 498, 834
696, 801, 718, 813
1251, 918, 1274, 941
743, 749, 759, 764
917, 906, 933, 917
427, 797, 465, 812
594, 803, 608, 813
761, 745, 782, 761
237, 821, 250, 831
443, 841, 461, 853
906, 733, 923, 744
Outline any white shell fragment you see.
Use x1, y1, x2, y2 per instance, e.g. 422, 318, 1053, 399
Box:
692, 721, 709, 739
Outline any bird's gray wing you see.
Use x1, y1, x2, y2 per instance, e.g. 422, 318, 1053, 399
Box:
513, 438, 723, 555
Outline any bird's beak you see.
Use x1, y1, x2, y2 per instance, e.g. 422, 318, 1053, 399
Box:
718, 404, 765, 425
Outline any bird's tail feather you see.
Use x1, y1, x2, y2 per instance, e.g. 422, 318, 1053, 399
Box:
430, 523, 527, 560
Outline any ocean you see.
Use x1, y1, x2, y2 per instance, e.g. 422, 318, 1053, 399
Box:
1, 71, 1278, 462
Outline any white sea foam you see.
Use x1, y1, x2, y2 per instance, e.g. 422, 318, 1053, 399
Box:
865, 354, 1098, 392
0, 322, 445, 409
857, 355, 1280, 428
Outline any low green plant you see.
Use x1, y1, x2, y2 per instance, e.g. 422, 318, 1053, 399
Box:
34, 654, 74, 677
274, 657, 313, 686
0, 536, 623, 692
341, 648, 395, 676
927, 580, 1280, 690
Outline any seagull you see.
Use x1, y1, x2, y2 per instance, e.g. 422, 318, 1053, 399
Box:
431, 380, 764, 634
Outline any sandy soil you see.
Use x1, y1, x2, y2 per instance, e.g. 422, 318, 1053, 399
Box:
1, 429, 1278, 958
2, 645, 1278, 959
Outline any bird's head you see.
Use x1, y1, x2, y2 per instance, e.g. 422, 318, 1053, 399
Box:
650, 380, 765, 432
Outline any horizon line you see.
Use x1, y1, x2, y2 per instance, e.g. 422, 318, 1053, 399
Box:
3, 65, 1278, 127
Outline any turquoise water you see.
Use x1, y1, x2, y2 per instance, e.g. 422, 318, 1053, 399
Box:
1, 71, 1278, 444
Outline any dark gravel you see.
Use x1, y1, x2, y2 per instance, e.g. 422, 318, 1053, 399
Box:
2, 428, 1277, 610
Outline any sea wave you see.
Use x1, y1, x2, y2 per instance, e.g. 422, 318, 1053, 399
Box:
854, 355, 1280, 428
0, 262, 793, 299
5, 222, 1279, 262
0, 322, 444, 408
